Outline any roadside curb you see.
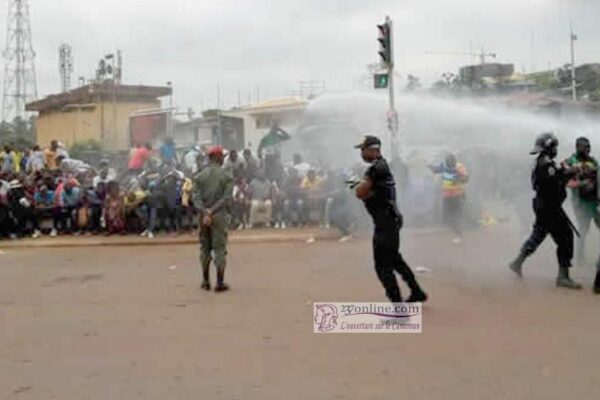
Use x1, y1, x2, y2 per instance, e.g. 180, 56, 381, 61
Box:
0, 229, 342, 250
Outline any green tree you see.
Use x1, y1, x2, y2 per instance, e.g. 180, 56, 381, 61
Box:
0, 116, 36, 149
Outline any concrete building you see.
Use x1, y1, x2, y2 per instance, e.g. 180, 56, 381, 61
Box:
172, 96, 309, 153
224, 96, 308, 151
174, 112, 244, 150
26, 82, 171, 151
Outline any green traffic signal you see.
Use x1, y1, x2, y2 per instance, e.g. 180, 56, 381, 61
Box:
374, 73, 389, 89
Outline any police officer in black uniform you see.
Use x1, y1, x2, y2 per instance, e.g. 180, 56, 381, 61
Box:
509, 132, 582, 289
353, 135, 428, 303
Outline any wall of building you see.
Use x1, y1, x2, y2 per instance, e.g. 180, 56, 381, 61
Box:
36, 100, 160, 151
101, 101, 160, 150
36, 105, 101, 149
223, 109, 305, 153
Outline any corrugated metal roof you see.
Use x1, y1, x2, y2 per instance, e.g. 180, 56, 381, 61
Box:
26, 82, 171, 112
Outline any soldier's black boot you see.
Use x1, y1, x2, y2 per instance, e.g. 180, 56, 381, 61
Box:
214, 266, 229, 293
200, 263, 211, 291
509, 253, 526, 278
556, 267, 582, 290
593, 271, 600, 294
215, 282, 230, 292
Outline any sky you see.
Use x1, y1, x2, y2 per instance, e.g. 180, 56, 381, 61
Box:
2, 0, 600, 112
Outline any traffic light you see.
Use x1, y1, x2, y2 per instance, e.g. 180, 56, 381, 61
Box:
377, 21, 391, 66
374, 73, 389, 89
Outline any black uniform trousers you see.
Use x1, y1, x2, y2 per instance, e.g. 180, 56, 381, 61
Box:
372, 219, 420, 302
520, 206, 574, 269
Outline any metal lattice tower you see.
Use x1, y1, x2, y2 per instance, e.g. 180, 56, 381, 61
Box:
2, 0, 37, 123
58, 44, 73, 92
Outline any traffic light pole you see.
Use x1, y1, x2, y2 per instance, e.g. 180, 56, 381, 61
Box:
385, 16, 398, 161
377, 16, 398, 160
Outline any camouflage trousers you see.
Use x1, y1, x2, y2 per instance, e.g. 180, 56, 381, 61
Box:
199, 213, 229, 271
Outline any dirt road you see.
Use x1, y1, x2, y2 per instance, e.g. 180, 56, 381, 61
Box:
1, 226, 599, 399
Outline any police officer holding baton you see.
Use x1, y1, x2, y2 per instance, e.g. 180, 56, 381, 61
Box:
509, 132, 583, 289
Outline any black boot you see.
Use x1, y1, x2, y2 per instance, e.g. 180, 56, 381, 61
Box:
214, 283, 230, 292
387, 287, 402, 304
556, 267, 582, 290
200, 262, 211, 291
394, 255, 425, 303
215, 265, 229, 293
509, 253, 526, 278
406, 289, 428, 303
593, 271, 600, 294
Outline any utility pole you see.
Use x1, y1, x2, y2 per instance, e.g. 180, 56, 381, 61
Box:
377, 16, 397, 159
570, 22, 577, 101
167, 81, 173, 137
217, 82, 222, 145
2, 0, 38, 123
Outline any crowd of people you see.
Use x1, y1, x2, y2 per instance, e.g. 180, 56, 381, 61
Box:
0, 138, 356, 241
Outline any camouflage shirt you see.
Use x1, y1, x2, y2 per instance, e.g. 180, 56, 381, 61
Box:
192, 162, 234, 215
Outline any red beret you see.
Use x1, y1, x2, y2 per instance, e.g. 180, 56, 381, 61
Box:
208, 146, 224, 156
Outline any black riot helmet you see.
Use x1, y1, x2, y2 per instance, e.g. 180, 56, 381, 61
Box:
530, 132, 559, 156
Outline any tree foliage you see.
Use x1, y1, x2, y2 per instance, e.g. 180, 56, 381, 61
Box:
69, 139, 102, 161
0, 116, 36, 149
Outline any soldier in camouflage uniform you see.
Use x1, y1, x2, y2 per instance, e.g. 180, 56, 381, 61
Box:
192, 146, 234, 292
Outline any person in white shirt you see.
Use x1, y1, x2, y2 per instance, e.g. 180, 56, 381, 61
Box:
183, 146, 200, 175
26, 145, 46, 173
56, 142, 70, 159
58, 156, 92, 175
292, 153, 311, 178
223, 150, 245, 178
92, 160, 116, 188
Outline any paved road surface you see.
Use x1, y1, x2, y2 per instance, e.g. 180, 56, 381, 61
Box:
1, 225, 599, 399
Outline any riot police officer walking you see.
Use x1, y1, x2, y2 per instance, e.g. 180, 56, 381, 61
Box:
509, 132, 582, 289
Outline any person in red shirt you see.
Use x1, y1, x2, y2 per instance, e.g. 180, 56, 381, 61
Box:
128, 142, 152, 172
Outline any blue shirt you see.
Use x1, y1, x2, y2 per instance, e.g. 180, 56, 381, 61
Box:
160, 143, 176, 162
61, 187, 81, 207
34, 190, 55, 207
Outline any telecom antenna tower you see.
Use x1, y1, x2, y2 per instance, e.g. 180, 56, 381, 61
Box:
2, 0, 38, 122
59, 44, 73, 92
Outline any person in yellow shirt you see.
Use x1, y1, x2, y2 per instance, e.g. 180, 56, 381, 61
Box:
0, 145, 17, 173
429, 153, 469, 244
44, 140, 59, 170
124, 188, 147, 233
301, 169, 332, 228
